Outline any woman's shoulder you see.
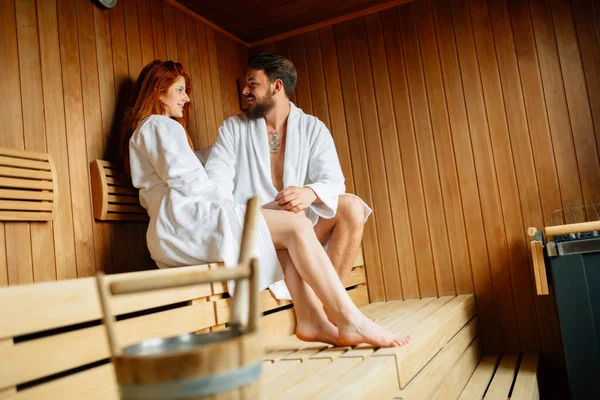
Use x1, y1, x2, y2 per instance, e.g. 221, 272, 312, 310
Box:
139, 115, 181, 130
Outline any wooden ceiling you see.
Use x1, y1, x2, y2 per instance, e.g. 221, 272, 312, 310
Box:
174, 0, 410, 45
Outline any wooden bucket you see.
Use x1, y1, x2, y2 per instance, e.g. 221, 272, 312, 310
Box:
96, 198, 263, 399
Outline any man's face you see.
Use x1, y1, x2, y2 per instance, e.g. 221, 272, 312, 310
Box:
243, 69, 276, 119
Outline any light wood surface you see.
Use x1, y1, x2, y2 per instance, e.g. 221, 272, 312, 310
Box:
545, 221, 600, 237
485, 353, 519, 400
457, 354, 500, 400
530, 240, 550, 295
512, 353, 540, 400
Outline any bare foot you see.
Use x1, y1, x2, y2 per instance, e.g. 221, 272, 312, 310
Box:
324, 307, 379, 326
337, 312, 412, 348
296, 318, 342, 347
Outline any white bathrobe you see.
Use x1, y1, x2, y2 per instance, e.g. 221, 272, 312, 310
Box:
204, 102, 372, 299
129, 115, 284, 291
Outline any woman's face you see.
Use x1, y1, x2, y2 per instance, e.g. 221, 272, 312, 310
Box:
159, 75, 190, 118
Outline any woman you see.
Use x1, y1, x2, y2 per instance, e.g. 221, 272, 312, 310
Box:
119, 60, 409, 348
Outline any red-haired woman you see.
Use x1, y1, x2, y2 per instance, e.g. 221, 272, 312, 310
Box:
119, 60, 409, 348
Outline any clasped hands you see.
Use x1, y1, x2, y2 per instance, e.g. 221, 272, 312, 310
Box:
273, 186, 318, 213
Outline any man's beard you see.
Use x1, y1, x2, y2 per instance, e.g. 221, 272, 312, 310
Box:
245, 92, 275, 120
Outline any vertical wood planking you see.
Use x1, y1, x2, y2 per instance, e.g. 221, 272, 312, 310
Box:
77, 0, 113, 274
185, 14, 208, 149
530, 0, 585, 224
289, 35, 313, 114
137, 0, 155, 67
206, 27, 225, 129
414, 0, 472, 295
509, 0, 563, 354
366, 13, 417, 300
432, 0, 498, 351
303, 31, 330, 126
58, 0, 97, 278
38, 0, 77, 281
451, 0, 520, 351
151, 0, 167, 60
274, 39, 298, 105
317, 27, 356, 193
486, 0, 542, 351
385, 6, 437, 298
400, 2, 455, 296
216, 32, 236, 120
335, 21, 385, 300
350, 16, 402, 300
15, 0, 52, 284
550, 0, 600, 206
163, 2, 178, 61
1, 0, 29, 285
196, 23, 218, 148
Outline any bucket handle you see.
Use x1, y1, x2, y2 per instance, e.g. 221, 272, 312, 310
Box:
96, 197, 261, 357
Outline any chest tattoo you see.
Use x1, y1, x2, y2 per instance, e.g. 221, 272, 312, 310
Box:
268, 131, 281, 154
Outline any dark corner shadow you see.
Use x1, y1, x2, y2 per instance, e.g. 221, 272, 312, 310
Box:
105, 77, 134, 167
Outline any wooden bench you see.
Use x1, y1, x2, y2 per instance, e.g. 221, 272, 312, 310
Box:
0, 147, 57, 221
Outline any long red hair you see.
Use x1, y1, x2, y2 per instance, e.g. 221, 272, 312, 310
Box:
119, 60, 194, 176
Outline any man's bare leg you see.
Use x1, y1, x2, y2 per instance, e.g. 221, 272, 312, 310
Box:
262, 209, 410, 348
276, 249, 341, 345
313, 195, 365, 284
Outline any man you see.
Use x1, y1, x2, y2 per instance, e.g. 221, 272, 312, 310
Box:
205, 53, 370, 299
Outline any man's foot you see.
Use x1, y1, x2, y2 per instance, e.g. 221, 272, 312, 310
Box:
296, 317, 342, 346
337, 312, 411, 348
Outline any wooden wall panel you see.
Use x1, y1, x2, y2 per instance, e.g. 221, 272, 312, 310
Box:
261, 0, 598, 355
0, 0, 245, 284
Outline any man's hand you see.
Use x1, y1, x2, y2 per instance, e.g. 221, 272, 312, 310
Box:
275, 186, 317, 213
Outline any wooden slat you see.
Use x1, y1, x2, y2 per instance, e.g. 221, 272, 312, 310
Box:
0, 147, 49, 162
104, 177, 133, 187
0, 211, 53, 222
106, 204, 146, 214
376, 295, 476, 388
0, 264, 212, 339
485, 353, 519, 400
429, 337, 482, 400
0, 156, 50, 171
8, 364, 118, 400
511, 353, 540, 400
261, 308, 296, 341
106, 186, 137, 196
107, 195, 139, 204
0, 301, 215, 389
104, 213, 148, 222
457, 354, 500, 400
0, 200, 53, 212
263, 358, 330, 399
348, 284, 369, 307
394, 318, 479, 400
0, 189, 53, 201
0, 177, 53, 191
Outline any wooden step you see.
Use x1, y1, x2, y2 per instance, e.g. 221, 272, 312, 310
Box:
458, 353, 539, 400
375, 294, 476, 388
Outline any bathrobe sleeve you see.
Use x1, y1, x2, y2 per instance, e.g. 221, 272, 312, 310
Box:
204, 121, 236, 202
304, 121, 346, 218
131, 117, 222, 198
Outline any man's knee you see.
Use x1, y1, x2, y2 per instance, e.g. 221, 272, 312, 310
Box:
338, 195, 365, 227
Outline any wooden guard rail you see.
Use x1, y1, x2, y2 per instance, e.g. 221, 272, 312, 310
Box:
0, 147, 57, 221
90, 160, 147, 221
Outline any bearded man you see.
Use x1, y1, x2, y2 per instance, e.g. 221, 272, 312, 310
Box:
205, 53, 371, 300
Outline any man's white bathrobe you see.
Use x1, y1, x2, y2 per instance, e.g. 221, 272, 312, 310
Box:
129, 115, 284, 291
205, 102, 372, 299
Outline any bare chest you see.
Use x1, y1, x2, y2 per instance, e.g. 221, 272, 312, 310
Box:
268, 130, 286, 192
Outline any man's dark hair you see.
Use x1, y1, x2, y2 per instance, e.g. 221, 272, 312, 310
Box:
248, 53, 297, 99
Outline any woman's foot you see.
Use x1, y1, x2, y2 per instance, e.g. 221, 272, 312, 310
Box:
337, 312, 411, 348
296, 317, 342, 346
324, 306, 379, 326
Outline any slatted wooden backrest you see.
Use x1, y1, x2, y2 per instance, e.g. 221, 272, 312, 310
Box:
0, 147, 57, 221
90, 159, 148, 221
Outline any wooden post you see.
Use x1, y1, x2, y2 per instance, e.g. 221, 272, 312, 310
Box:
95, 272, 121, 356
230, 197, 261, 329
248, 258, 260, 333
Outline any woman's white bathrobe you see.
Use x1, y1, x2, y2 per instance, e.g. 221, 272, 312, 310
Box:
204, 102, 372, 299
129, 115, 284, 291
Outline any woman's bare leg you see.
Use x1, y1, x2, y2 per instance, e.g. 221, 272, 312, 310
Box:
262, 210, 410, 348
276, 249, 341, 345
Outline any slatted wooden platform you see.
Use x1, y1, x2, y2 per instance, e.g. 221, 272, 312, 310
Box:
261, 295, 480, 400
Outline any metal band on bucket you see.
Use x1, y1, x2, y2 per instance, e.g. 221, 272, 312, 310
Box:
119, 360, 262, 399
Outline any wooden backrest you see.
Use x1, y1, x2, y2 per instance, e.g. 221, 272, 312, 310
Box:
0, 147, 57, 221
0, 257, 367, 399
90, 159, 147, 221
